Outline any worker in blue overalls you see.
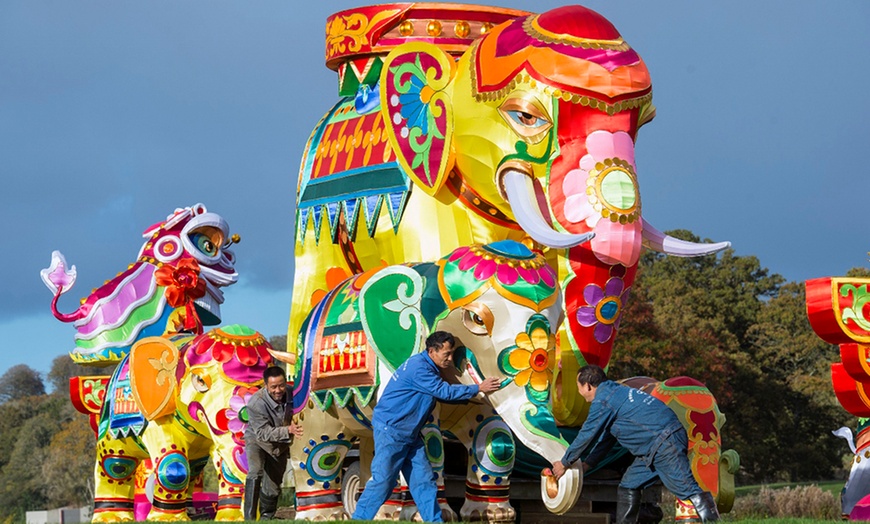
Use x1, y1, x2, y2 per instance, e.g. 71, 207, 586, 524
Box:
353, 331, 501, 522
550, 365, 720, 524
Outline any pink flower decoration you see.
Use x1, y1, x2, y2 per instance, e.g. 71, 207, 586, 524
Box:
449, 246, 470, 262
226, 387, 256, 434
443, 243, 558, 293
517, 266, 540, 284
497, 264, 519, 285
561, 130, 643, 266
458, 250, 481, 271
474, 258, 497, 280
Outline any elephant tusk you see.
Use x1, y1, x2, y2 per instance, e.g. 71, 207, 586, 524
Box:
267, 348, 297, 366
502, 169, 594, 249
641, 219, 730, 257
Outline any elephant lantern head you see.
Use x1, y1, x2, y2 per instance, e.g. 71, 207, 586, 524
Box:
381, 5, 729, 264
432, 241, 581, 514
378, 5, 730, 375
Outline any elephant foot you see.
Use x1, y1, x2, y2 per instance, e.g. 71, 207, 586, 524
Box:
398, 502, 458, 522
374, 504, 403, 520
460, 500, 516, 522
146, 508, 190, 522
214, 508, 244, 521
676, 497, 702, 522
92, 511, 135, 523
295, 488, 345, 521
440, 501, 458, 522
294, 506, 347, 521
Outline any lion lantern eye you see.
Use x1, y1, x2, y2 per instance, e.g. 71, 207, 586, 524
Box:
188, 226, 224, 259
462, 303, 493, 336
196, 236, 216, 256
192, 370, 211, 393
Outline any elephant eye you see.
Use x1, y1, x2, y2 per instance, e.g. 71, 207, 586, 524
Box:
508, 111, 547, 129
462, 302, 493, 336
499, 97, 552, 143
192, 370, 211, 393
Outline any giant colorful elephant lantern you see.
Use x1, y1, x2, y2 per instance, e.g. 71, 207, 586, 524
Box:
290, 240, 739, 521
82, 326, 275, 521
806, 276, 870, 518
290, 1, 733, 519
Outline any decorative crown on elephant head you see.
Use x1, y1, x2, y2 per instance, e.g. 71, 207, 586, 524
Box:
42, 203, 239, 365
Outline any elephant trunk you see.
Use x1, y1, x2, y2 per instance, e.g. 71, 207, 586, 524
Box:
487, 389, 582, 514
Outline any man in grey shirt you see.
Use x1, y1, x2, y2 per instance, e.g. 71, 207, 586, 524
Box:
244, 366, 304, 520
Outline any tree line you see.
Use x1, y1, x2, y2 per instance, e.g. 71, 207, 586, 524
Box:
0, 230, 860, 522
610, 229, 864, 483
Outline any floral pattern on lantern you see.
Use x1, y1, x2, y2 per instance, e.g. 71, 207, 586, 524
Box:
576, 265, 630, 343
561, 130, 644, 266
226, 386, 257, 435
498, 315, 556, 404
439, 241, 559, 313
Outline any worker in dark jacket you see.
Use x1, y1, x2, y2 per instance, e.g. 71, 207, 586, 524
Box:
352, 331, 501, 522
551, 365, 720, 524
243, 366, 304, 520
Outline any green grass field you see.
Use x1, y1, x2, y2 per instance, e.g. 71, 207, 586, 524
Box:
735, 480, 845, 497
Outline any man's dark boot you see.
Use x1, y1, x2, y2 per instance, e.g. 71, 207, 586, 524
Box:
259, 493, 280, 520
688, 492, 720, 523
615, 486, 642, 524
243, 478, 261, 520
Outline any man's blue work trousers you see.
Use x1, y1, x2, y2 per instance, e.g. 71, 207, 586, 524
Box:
352, 431, 441, 522
619, 426, 703, 500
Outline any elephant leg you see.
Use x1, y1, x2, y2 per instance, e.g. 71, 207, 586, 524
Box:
184, 455, 206, 518
291, 405, 350, 520
138, 421, 195, 521
146, 446, 192, 521
442, 403, 515, 522
92, 436, 141, 522
213, 455, 245, 521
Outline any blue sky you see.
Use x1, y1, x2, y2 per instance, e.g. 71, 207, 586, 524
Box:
1, 1, 868, 380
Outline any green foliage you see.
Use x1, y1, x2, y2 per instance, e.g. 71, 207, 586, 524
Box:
612, 230, 852, 483
0, 365, 45, 403
46, 354, 93, 394
0, 358, 95, 521
0, 394, 74, 519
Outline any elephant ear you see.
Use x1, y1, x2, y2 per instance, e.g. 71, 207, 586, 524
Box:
129, 337, 179, 421
380, 42, 456, 196
359, 265, 428, 373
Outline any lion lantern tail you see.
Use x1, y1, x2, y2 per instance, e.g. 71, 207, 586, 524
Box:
41, 250, 88, 323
